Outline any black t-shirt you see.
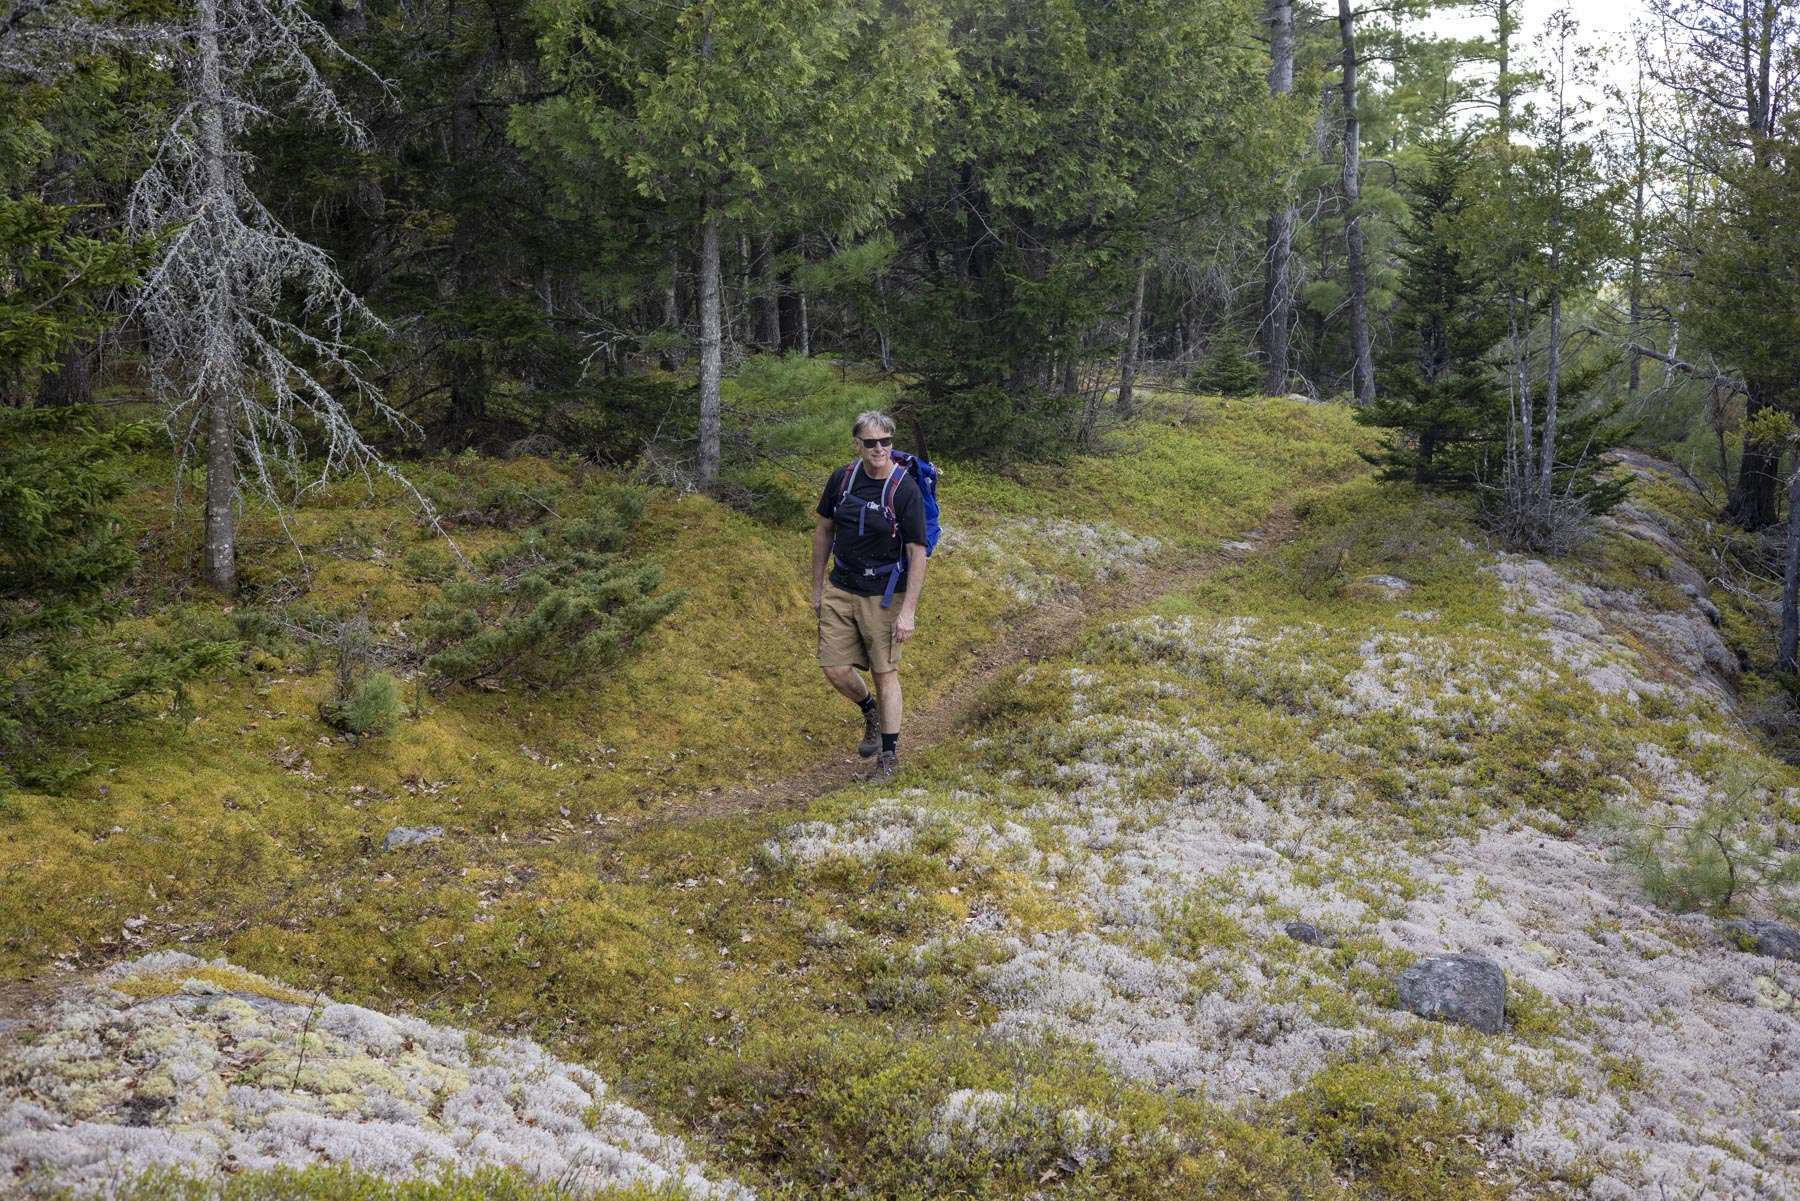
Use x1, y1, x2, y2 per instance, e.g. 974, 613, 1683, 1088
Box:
817, 463, 928, 595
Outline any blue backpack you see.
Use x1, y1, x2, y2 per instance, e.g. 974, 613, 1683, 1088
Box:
836, 449, 942, 607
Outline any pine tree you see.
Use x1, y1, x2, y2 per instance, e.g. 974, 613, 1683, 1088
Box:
526, 0, 954, 489
413, 495, 681, 689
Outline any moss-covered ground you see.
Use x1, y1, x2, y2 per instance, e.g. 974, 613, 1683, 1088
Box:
6, 370, 1795, 1200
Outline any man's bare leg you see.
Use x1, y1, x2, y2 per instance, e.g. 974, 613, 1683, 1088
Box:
872, 670, 902, 737
822, 664, 871, 703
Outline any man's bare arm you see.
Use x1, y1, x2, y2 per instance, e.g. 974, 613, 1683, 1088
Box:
811, 517, 834, 613
895, 543, 927, 640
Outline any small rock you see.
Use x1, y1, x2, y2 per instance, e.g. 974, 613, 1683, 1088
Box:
1722, 919, 1800, 962
1396, 953, 1507, 1034
1355, 574, 1411, 595
1282, 921, 1334, 947
382, 825, 444, 852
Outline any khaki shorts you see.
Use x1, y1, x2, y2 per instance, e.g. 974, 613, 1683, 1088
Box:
818, 583, 902, 673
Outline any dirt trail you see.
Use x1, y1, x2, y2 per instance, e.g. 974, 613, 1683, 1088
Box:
606, 506, 1296, 841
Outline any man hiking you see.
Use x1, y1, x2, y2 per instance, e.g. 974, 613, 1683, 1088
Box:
812, 410, 929, 780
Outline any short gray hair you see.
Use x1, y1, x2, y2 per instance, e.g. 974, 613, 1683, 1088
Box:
852, 410, 896, 439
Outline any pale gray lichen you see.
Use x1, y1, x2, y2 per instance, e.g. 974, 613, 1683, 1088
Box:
0, 955, 749, 1200
769, 535, 1800, 1199
938, 518, 1162, 605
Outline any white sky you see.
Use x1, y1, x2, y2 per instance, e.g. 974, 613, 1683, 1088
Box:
1419, 0, 1654, 107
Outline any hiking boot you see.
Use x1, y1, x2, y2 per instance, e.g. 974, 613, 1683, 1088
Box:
871, 748, 899, 781
858, 704, 880, 758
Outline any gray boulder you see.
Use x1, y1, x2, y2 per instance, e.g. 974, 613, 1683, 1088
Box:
382, 825, 444, 852
1723, 919, 1800, 963
1282, 921, 1334, 947
1396, 953, 1507, 1034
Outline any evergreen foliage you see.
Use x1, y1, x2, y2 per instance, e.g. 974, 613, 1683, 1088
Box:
312, 610, 404, 738
1475, 357, 1633, 553
414, 491, 681, 689
0, 409, 230, 790
888, 0, 1280, 459
1187, 336, 1263, 399
1605, 762, 1800, 920
1358, 131, 1507, 487
0, 195, 146, 402
326, 671, 404, 738
0, 36, 157, 405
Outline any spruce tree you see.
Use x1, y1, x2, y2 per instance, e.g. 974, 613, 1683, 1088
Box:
1358, 130, 1506, 487
0, 410, 230, 791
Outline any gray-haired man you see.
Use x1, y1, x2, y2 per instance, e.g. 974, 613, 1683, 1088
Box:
811, 410, 929, 779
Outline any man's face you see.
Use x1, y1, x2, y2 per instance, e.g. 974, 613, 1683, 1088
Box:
856, 425, 894, 472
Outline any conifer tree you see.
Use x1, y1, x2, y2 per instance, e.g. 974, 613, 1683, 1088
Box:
0, 410, 229, 791
127, 0, 418, 591
526, 0, 954, 489
1358, 129, 1506, 486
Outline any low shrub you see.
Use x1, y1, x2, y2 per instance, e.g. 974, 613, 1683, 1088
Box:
326, 671, 403, 738
413, 491, 681, 690
1187, 336, 1262, 398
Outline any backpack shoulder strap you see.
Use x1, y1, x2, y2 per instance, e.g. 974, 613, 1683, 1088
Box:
881, 465, 908, 520
838, 461, 860, 504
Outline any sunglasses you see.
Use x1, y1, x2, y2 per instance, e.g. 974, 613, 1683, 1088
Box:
860, 436, 894, 449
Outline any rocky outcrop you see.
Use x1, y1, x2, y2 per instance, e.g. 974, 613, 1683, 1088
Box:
0, 954, 748, 1200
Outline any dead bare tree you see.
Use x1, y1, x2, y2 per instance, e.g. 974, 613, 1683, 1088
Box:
126, 0, 425, 591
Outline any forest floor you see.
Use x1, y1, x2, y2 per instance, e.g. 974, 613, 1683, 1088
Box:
3, 371, 1798, 1201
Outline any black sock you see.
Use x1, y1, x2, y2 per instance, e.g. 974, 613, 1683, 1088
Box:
858, 694, 876, 714
881, 732, 898, 755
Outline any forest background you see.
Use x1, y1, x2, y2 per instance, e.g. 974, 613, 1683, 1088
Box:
3, 0, 1799, 790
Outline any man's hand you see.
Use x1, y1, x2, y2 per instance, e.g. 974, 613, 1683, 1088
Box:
894, 609, 915, 642
812, 588, 823, 617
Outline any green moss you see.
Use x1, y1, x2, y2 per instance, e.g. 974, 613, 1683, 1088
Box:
22, 382, 1785, 1201
1281, 1059, 1501, 1201
1504, 980, 1570, 1045
111, 964, 310, 1005
100, 1165, 684, 1201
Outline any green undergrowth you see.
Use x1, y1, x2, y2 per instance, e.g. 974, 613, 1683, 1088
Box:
96, 1166, 684, 1201
0, 380, 1371, 978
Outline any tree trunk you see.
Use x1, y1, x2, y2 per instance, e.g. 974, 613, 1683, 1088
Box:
326, 0, 366, 37
1782, 465, 1800, 671
197, 0, 237, 591
1728, 384, 1782, 529
738, 233, 754, 347
874, 273, 892, 371
698, 206, 723, 490
756, 232, 780, 348
798, 288, 810, 357
1539, 289, 1561, 510
37, 343, 94, 407
1261, 0, 1295, 395
1627, 61, 1647, 400
1337, 0, 1374, 405
1118, 259, 1148, 418
660, 242, 681, 371
445, 10, 486, 437
204, 384, 237, 592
